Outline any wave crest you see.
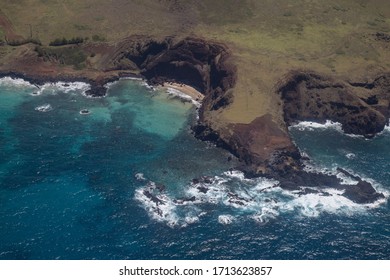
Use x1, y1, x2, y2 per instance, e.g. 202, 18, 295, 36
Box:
134, 170, 386, 228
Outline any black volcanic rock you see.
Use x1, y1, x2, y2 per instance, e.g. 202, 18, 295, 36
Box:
2, 39, 387, 205
343, 181, 385, 204
276, 168, 385, 204
278, 71, 390, 137
375, 32, 390, 42
111, 37, 237, 118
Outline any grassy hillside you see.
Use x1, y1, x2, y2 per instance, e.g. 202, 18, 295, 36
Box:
1, 0, 389, 126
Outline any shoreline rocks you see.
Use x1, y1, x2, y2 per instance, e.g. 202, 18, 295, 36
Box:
278, 71, 390, 137
0, 38, 388, 204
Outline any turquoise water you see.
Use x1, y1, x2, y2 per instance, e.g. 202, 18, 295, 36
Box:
0, 78, 389, 259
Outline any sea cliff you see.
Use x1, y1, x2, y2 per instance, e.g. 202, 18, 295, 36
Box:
0, 35, 388, 203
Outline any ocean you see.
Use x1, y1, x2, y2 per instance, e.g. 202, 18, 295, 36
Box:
0, 77, 389, 260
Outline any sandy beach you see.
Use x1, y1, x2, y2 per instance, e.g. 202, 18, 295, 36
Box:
161, 82, 204, 102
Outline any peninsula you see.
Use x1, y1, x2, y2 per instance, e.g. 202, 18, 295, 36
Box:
0, 0, 389, 203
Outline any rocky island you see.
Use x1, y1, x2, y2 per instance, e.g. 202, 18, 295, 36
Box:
0, 0, 389, 204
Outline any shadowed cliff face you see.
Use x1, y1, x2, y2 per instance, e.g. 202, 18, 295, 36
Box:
0, 37, 387, 204
270, 71, 390, 203
113, 40, 387, 204
278, 71, 390, 137
112, 37, 237, 117
111, 38, 304, 177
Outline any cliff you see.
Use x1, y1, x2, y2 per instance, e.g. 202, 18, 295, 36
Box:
0, 35, 387, 204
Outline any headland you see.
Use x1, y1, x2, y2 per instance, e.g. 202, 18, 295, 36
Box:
0, 1, 389, 204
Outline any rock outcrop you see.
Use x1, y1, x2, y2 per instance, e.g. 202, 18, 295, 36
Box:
83, 42, 390, 204
107, 37, 237, 117
278, 71, 390, 137
1, 37, 387, 204
276, 168, 385, 204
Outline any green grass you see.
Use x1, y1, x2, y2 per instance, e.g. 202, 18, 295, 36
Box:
35, 46, 87, 69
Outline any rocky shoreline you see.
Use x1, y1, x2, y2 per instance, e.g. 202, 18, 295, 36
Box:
0, 70, 135, 97
0, 36, 388, 204
278, 71, 390, 137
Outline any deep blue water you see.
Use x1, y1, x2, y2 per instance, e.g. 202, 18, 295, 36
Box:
0, 78, 389, 259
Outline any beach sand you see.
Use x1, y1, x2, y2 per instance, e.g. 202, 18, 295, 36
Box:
161, 82, 204, 102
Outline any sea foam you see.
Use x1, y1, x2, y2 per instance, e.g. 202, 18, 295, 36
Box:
134, 182, 180, 228
35, 82, 91, 96
104, 77, 144, 90
134, 169, 387, 227
0, 76, 93, 97
165, 87, 201, 108
218, 215, 235, 224
0, 77, 37, 91
289, 120, 343, 132
289, 120, 383, 139
35, 104, 53, 112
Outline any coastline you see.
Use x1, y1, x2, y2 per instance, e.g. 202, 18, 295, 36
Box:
0, 72, 204, 104
161, 82, 204, 102
0, 70, 143, 97
0, 72, 385, 204
0, 36, 388, 204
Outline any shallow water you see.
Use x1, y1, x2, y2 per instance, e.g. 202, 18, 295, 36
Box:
0, 78, 388, 259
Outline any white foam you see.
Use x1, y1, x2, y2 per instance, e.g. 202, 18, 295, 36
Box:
251, 207, 279, 223
104, 77, 143, 90
384, 122, 390, 132
134, 173, 146, 181
218, 215, 235, 224
0, 77, 91, 97
335, 169, 360, 185
345, 153, 356, 159
280, 188, 363, 217
134, 182, 179, 228
0, 77, 36, 88
359, 177, 390, 204
35, 81, 91, 96
289, 120, 343, 132
165, 88, 201, 108
252, 177, 280, 192
303, 162, 369, 186
185, 176, 228, 205
104, 82, 114, 89
79, 109, 91, 115
289, 119, 385, 139
305, 163, 389, 200
35, 104, 53, 112
223, 170, 252, 182
120, 77, 143, 81
134, 173, 283, 227
185, 216, 199, 225
376, 121, 390, 136
134, 167, 388, 227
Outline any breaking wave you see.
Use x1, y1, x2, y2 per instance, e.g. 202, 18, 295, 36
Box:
35, 82, 91, 96
290, 119, 390, 139
0, 76, 92, 97
289, 120, 343, 132
134, 170, 387, 228
165, 87, 201, 108
0, 77, 37, 89
104, 76, 144, 90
